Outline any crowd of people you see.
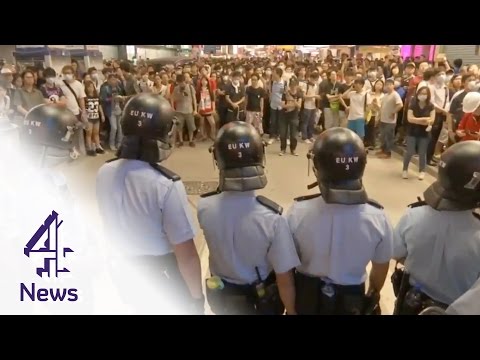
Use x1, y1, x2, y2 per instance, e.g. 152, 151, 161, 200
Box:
1, 51, 479, 175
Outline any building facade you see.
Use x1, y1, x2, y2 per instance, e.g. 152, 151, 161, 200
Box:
440, 45, 480, 66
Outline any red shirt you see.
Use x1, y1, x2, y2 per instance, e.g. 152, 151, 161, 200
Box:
457, 113, 480, 141
407, 75, 423, 99
196, 78, 217, 94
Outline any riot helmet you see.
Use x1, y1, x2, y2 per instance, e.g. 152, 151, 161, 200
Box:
309, 127, 368, 204
21, 104, 77, 167
212, 121, 267, 191
424, 141, 480, 211
118, 93, 176, 163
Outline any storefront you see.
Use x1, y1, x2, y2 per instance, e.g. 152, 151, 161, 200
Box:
400, 45, 437, 61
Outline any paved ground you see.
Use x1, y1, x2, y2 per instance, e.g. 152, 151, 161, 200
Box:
59, 139, 437, 315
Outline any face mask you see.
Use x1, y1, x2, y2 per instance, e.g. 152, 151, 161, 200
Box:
63, 74, 73, 81
437, 75, 446, 84
445, 75, 452, 82
394, 81, 401, 88
91, 73, 98, 80
417, 94, 427, 102
467, 81, 477, 91
222, 76, 229, 82
232, 80, 240, 86
368, 72, 377, 80
46, 77, 55, 85
265, 70, 272, 76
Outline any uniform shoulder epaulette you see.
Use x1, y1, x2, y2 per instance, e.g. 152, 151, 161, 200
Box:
200, 189, 221, 198
367, 198, 384, 209
256, 195, 283, 215
408, 196, 427, 209
472, 209, 480, 221
150, 163, 181, 182
294, 193, 321, 202
106, 157, 119, 163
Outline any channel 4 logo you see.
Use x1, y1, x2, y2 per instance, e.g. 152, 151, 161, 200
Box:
21, 211, 78, 302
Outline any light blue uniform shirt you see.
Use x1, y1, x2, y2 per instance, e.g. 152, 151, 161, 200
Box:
446, 277, 480, 315
197, 191, 300, 285
394, 205, 480, 305
287, 195, 393, 285
96, 159, 197, 256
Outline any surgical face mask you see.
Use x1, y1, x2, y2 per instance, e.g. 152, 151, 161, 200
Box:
46, 77, 55, 85
445, 74, 453, 82
222, 76, 229, 82
265, 70, 272, 76
467, 80, 477, 91
394, 81, 401, 88
418, 94, 427, 102
91, 73, 98, 80
63, 74, 73, 81
232, 80, 240, 86
437, 74, 446, 84
368, 72, 377, 80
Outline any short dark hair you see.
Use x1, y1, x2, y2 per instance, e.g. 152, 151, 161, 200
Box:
119, 61, 131, 73
385, 78, 395, 85
462, 74, 474, 83
43, 67, 56, 78
102, 67, 113, 75
453, 58, 463, 68
21, 70, 35, 79
176, 74, 185, 83
231, 71, 242, 78
62, 65, 74, 74
274, 68, 283, 77
250, 73, 259, 80
107, 74, 117, 81
87, 67, 97, 75
354, 78, 365, 86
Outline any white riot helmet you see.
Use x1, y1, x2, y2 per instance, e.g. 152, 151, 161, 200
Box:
462, 91, 480, 113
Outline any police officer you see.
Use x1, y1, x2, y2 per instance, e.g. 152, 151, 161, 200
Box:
393, 139, 480, 315
446, 277, 480, 315
197, 121, 299, 315
96, 93, 204, 315
0, 104, 96, 314
287, 127, 393, 315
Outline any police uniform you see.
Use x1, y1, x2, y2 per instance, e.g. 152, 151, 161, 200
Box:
446, 277, 480, 315
393, 140, 480, 314
96, 93, 202, 314
288, 127, 393, 315
198, 121, 300, 315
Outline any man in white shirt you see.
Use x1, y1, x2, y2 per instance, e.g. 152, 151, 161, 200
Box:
58, 65, 87, 158
342, 78, 367, 141
427, 70, 450, 165
377, 79, 403, 159
301, 73, 320, 143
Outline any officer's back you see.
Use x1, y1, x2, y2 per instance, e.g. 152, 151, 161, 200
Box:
97, 158, 194, 256
395, 205, 480, 305
198, 121, 299, 315
288, 195, 392, 284
199, 190, 293, 284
